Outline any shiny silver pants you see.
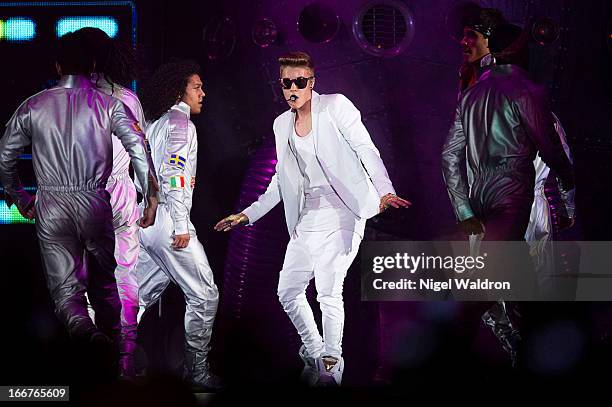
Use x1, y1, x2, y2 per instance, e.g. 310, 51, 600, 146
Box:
36, 189, 121, 342
107, 174, 140, 372
136, 203, 219, 381
468, 170, 533, 364
470, 169, 534, 241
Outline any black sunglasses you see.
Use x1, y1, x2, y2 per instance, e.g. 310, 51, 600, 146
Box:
280, 76, 314, 90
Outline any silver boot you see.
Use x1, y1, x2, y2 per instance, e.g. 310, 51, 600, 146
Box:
482, 301, 521, 367
184, 350, 224, 392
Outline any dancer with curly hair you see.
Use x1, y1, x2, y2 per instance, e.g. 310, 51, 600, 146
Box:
137, 60, 222, 391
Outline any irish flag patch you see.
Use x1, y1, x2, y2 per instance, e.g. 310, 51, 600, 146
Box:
169, 175, 186, 189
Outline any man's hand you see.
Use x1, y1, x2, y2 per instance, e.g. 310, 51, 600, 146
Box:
458, 216, 485, 235
379, 193, 412, 213
24, 205, 36, 220
214, 213, 249, 232
172, 233, 190, 249
138, 196, 158, 228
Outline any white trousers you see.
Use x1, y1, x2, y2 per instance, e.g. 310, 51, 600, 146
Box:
278, 193, 364, 358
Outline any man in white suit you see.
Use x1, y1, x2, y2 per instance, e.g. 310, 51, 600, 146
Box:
215, 51, 410, 386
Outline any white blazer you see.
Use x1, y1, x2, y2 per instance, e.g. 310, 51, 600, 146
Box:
242, 91, 395, 235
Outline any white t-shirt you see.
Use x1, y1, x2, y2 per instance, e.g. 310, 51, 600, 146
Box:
292, 127, 334, 198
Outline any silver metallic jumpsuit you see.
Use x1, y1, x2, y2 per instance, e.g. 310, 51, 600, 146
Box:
442, 65, 574, 363
0, 75, 154, 342
91, 73, 147, 373
442, 64, 574, 235
135, 102, 219, 385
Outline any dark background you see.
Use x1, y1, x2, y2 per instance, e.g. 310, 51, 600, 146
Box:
1, 0, 611, 401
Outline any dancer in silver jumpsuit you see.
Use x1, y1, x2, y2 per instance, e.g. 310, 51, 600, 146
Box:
442, 23, 575, 365
489, 22, 577, 290
75, 27, 149, 377
450, 6, 522, 365
0, 33, 157, 350
137, 61, 221, 391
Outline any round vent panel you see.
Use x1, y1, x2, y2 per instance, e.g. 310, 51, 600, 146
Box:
353, 0, 415, 57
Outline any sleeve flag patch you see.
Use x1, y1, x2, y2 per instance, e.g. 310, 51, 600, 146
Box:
169, 175, 186, 189
169, 154, 186, 169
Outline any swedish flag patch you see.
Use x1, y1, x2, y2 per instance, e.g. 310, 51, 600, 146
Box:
169, 154, 186, 169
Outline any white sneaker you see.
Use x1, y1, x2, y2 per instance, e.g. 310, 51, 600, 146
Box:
316, 355, 344, 386
299, 345, 319, 386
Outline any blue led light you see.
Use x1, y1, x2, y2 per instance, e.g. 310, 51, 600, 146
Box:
0, 187, 37, 224
56, 16, 118, 38
4, 17, 36, 41
0, 2, 136, 42
0, 200, 35, 224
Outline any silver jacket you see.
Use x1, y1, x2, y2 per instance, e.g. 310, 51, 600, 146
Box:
442, 65, 574, 221
142, 102, 196, 235
525, 112, 574, 243
0, 75, 154, 208
90, 73, 147, 177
